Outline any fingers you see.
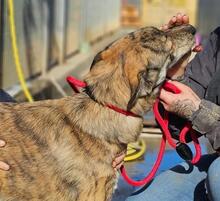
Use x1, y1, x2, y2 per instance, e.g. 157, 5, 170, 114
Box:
112, 152, 126, 171
169, 16, 177, 25
160, 24, 169, 30
162, 13, 189, 30
193, 45, 203, 52
159, 99, 169, 111
167, 16, 177, 29
182, 15, 189, 24
159, 81, 189, 104
112, 153, 126, 168
112, 161, 117, 169
0, 140, 6, 147
0, 140, 10, 171
175, 13, 183, 25
0, 161, 10, 171
159, 88, 175, 105
114, 161, 124, 172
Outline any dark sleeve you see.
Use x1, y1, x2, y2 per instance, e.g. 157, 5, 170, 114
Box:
191, 99, 220, 150
183, 27, 220, 98
0, 89, 16, 102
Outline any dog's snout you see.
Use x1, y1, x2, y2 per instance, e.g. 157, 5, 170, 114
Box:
181, 24, 196, 35
167, 24, 196, 35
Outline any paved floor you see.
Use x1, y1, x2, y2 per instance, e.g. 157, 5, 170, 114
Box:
111, 135, 208, 201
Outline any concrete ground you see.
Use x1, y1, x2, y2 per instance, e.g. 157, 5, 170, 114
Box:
111, 134, 209, 201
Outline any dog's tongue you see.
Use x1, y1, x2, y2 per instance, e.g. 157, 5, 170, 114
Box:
193, 45, 203, 52
193, 33, 203, 52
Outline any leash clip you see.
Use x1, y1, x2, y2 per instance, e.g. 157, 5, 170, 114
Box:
176, 142, 193, 161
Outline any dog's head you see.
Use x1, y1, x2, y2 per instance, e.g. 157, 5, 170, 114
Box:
85, 24, 196, 114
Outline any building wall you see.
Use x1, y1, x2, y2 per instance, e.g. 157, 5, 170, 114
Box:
141, 0, 220, 36
0, 0, 121, 89
141, 0, 198, 27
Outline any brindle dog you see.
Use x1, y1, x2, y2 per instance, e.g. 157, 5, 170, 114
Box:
0, 25, 195, 201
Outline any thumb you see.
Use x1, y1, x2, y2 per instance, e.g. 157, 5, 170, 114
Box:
159, 88, 175, 104
166, 80, 188, 90
159, 100, 169, 111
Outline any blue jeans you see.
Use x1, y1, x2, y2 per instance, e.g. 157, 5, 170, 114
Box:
126, 154, 220, 201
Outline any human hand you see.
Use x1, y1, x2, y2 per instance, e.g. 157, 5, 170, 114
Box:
161, 13, 202, 52
159, 80, 201, 120
161, 13, 203, 80
112, 151, 126, 172
161, 13, 189, 30
0, 140, 10, 171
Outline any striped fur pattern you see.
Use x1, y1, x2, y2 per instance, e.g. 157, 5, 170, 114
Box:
0, 25, 195, 200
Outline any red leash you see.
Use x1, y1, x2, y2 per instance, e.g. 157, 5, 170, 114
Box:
120, 82, 201, 186
66, 76, 201, 187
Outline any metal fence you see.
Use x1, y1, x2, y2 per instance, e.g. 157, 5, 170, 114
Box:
0, 0, 121, 89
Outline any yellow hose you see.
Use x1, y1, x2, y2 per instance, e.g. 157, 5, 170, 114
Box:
124, 139, 146, 162
7, 0, 34, 102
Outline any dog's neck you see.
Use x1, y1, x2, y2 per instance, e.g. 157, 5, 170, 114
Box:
63, 94, 143, 145
83, 86, 141, 118
84, 69, 150, 117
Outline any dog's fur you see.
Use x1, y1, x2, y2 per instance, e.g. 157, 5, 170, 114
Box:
0, 25, 195, 201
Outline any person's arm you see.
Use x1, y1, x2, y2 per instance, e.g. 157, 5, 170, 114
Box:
191, 99, 220, 151
163, 14, 220, 147
160, 81, 220, 151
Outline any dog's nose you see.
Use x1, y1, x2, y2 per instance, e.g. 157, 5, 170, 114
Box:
168, 24, 197, 35
187, 25, 196, 35
179, 24, 196, 35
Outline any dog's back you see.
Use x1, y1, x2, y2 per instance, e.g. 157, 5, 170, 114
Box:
0, 97, 117, 201
0, 101, 59, 200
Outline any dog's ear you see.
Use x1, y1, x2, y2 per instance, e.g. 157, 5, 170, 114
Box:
127, 70, 154, 111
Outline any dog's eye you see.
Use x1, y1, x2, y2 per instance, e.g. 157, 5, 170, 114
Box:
160, 36, 167, 42
170, 54, 175, 61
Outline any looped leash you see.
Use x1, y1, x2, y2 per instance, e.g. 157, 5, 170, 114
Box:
120, 81, 201, 187
66, 76, 202, 187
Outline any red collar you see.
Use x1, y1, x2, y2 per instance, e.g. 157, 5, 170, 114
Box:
66, 76, 141, 118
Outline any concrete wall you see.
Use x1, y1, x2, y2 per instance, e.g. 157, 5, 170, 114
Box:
141, 0, 198, 28
0, 0, 121, 89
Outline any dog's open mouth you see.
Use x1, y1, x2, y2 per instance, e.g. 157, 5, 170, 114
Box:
168, 36, 202, 76
169, 49, 192, 71
169, 33, 202, 71
152, 50, 193, 91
